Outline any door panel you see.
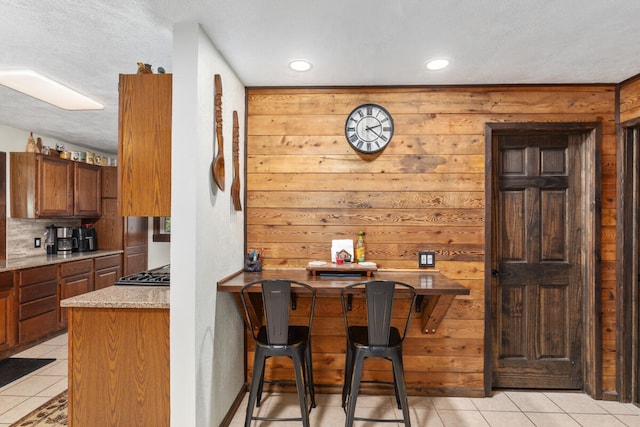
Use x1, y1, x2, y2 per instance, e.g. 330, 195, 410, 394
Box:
493, 134, 583, 390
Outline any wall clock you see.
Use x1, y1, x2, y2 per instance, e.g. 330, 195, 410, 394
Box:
345, 103, 394, 154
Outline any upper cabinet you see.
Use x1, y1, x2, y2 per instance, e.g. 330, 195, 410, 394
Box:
118, 74, 171, 217
10, 153, 101, 218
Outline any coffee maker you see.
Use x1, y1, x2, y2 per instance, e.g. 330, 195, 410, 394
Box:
72, 224, 97, 252
56, 226, 76, 255
44, 224, 58, 255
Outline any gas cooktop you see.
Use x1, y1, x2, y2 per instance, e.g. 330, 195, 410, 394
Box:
115, 265, 170, 286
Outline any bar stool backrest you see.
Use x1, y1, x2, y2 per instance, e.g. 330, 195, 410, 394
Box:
342, 280, 417, 346
240, 279, 316, 346
263, 280, 291, 345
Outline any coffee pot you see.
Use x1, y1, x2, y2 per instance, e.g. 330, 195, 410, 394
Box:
56, 226, 76, 255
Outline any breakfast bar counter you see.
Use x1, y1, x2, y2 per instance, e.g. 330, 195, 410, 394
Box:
218, 268, 471, 394
218, 268, 469, 334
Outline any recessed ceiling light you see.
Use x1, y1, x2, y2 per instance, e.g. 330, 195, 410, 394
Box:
289, 60, 312, 72
425, 58, 450, 71
0, 69, 103, 110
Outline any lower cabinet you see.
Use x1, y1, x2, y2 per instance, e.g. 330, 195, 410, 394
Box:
94, 254, 122, 290
18, 265, 58, 344
0, 271, 16, 352
2, 254, 123, 355
59, 260, 94, 326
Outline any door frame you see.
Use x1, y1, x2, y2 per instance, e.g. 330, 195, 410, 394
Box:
616, 117, 640, 403
484, 122, 602, 398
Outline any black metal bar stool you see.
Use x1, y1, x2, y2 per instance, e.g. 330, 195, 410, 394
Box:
340, 280, 417, 427
240, 279, 317, 427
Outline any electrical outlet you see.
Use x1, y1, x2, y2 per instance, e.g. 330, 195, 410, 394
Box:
34, 237, 41, 248
418, 251, 435, 268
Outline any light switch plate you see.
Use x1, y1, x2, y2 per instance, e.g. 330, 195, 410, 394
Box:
418, 251, 435, 268
34, 237, 41, 248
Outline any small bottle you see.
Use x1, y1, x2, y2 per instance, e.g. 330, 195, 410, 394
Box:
356, 231, 365, 262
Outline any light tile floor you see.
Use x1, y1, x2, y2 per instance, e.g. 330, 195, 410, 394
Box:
0, 333, 68, 427
3, 334, 640, 426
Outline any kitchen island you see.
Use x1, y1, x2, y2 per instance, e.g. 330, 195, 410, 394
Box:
61, 285, 169, 427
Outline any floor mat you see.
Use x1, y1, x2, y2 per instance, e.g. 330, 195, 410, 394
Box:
0, 358, 56, 388
10, 390, 67, 427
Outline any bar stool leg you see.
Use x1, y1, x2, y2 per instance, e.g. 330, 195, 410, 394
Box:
292, 351, 311, 427
391, 352, 411, 427
345, 350, 365, 427
341, 342, 354, 408
256, 357, 267, 407
391, 357, 401, 409
304, 341, 316, 408
245, 348, 267, 427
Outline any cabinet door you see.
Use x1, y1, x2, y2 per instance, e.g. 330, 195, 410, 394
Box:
59, 273, 92, 325
95, 266, 122, 290
37, 155, 74, 217
0, 271, 15, 352
118, 74, 172, 217
101, 166, 118, 199
74, 162, 101, 217
60, 260, 94, 326
95, 254, 122, 290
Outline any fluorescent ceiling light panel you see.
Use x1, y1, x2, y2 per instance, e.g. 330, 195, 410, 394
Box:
0, 69, 103, 110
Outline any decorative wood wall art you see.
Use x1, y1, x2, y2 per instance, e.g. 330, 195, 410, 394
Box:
231, 110, 242, 211
212, 74, 225, 190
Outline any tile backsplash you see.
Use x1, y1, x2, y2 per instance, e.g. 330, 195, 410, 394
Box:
7, 218, 80, 259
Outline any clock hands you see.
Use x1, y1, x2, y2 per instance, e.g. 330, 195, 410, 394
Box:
365, 123, 382, 138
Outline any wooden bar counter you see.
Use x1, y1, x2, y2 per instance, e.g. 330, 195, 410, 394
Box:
218, 268, 470, 394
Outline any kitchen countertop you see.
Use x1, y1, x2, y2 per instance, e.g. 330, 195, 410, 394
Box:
61, 284, 169, 309
0, 249, 123, 272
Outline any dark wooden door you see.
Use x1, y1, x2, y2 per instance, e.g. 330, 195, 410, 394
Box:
493, 134, 583, 389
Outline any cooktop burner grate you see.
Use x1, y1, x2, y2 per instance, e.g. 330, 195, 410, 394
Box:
115, 270, 170, 286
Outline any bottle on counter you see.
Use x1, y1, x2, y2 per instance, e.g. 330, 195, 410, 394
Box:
356, 231, 365, 262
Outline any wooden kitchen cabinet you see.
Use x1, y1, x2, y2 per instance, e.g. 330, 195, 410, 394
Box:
93, 166, 148, 276
94, 254, 122, 290
59, 259, 94, 326
0, 271, 16, 352
10, 153, 102, 218
73, 162, 102, 217
17, 265, 58, 343
118, 73, 171, 217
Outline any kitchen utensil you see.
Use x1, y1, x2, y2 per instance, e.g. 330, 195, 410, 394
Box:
212, 74, 225, 190
231, 110, 242, 211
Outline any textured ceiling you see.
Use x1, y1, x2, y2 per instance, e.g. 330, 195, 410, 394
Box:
1, 0, 640, 153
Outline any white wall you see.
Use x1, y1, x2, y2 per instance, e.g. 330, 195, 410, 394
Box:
170, 23, 245, 426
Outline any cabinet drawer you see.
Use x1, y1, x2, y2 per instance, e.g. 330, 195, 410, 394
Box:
19, 265, 57, 286
94, 254, 122, 270
0, 271, 13, 292
19, 280, 57, 304
19, 295, 57, 320
61, 259, 93, 277
19, 310, 57, 343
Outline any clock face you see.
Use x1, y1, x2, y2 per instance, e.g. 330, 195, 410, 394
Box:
345, 103, 394, 154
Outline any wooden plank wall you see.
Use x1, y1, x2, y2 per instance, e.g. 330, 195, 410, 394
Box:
246, 85, 617, 395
